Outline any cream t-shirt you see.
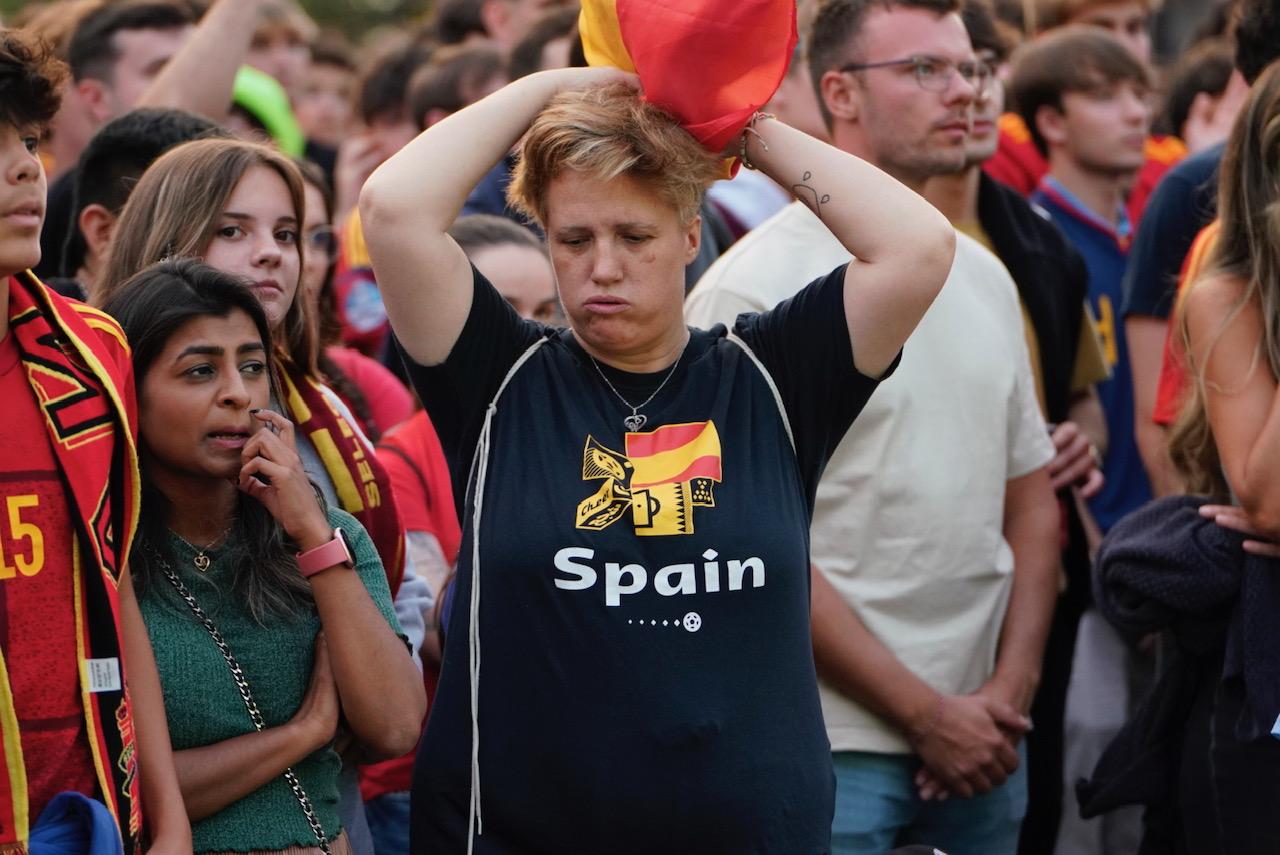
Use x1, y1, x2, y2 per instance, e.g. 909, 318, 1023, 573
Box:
685, 202, 1055, 753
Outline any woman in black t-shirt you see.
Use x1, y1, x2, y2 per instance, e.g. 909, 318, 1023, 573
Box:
360, 68, 955, 853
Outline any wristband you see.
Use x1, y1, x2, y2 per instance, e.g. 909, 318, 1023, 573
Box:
738, 111, 777, 171
295, 528, 354, 578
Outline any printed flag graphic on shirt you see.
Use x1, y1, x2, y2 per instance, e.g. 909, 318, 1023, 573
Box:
578, 0, 796, 173
577, 422, 722, 536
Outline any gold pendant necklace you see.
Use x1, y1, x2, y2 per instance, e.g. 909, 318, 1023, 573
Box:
171, 524, 233, 573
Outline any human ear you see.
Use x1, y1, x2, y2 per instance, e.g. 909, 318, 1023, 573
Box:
683, 214, 702, 265
74, 78, 115, 126
79, 204, 116, 269
819, 69, 859, 124
1035, 104, 1068, 149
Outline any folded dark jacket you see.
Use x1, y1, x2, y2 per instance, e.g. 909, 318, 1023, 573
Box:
1093, 494, 1280, 741
1081, 495, 1280, 823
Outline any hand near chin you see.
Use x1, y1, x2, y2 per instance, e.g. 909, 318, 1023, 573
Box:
237, 409, 330, 549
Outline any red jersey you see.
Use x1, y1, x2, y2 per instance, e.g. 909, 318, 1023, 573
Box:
376, 411, 460, 564
1153, 222, 1221, 426
985, 113, 1187, 228
0, 329, 97, 820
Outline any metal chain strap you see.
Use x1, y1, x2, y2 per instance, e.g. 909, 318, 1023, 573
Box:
153, 552, 333, 854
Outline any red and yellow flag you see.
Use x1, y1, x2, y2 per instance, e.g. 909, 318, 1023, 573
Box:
579, 0, 797, 164
626, 421, 722, 489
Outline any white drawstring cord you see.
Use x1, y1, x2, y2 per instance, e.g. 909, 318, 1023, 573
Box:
466, 338, 547, 855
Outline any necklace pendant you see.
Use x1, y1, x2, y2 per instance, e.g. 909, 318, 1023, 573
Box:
194, 553, 210, 572
623, 413, 647, 432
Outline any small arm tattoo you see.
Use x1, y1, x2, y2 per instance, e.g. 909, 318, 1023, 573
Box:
792, 170, 831, 217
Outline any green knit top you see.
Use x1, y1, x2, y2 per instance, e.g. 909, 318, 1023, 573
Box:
139, 506, 404, 853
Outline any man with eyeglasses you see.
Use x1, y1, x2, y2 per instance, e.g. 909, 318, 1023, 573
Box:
685, 2, 1060, 852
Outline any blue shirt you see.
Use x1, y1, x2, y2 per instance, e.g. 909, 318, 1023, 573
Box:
1032, 178, 1152, 532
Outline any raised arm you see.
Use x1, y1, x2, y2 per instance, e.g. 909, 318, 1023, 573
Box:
135, 0, 269, 121
359, 67, 635, 366
742, 118, 955, 378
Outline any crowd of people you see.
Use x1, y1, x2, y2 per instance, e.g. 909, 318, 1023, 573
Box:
0, 0, 1277, 853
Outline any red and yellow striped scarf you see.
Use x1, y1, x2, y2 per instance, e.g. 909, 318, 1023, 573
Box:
1, 272, 142, 850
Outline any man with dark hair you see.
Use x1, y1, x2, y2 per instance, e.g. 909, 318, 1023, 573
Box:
294, 38, 357, 150
1015, 28, 1154, 538
1124, 0, 1280, 495
66, 0, 194, 130
1011, 25, 1160, 855
36, 0, 194, 280
688, 1, 1060, 852
0, 27, 189, 851
407, 43, 507, 130
358, 41, 435, 173
983, 0, 1186, 226
53, 108, 226, 299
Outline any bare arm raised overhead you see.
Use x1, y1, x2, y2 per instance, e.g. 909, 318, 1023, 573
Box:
359, 67, 636, 367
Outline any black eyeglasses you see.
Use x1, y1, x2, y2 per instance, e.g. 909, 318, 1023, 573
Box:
305, 226, 337, 259
841, 54, 993, 96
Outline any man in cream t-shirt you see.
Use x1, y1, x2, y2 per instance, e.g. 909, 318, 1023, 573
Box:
686, 2, 1059, 853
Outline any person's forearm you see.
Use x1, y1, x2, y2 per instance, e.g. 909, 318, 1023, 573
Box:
744, 117, 953, 376
1067, 388, 1108, 456
118, 572, 192, 850
307, 565, 426, 758
135, 0, 265, 120
810, 564, 938, 739
1126, 316, 1182, 496
992, 467, 1060, 712
745, 119, 950, 269
174, 722, 323, 821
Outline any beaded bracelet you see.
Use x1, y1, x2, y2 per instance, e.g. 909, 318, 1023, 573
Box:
738, 111, 778, 171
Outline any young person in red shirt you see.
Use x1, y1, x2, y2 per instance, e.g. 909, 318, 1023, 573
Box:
0, 27, 189, 852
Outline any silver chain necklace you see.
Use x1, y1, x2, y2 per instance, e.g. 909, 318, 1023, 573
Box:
587, 350, 683, 432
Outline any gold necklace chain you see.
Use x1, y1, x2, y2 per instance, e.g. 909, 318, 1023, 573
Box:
170, 524, 234, 572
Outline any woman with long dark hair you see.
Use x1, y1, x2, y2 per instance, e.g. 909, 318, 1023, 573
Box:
102, 258, 424, 853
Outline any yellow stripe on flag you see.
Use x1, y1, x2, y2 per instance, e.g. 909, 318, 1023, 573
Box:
578, 0, 636, 73
630, 422, 721, 487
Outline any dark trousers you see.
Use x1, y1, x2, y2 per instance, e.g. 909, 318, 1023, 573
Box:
1017, 507, 1091, 855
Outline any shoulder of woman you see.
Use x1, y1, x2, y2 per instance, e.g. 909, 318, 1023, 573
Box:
1184, 270, 1249, 315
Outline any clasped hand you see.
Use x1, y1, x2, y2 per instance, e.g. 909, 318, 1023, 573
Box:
909, 683, 1031, 802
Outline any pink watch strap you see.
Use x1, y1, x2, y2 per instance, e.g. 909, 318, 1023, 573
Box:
296, 528, 354, 578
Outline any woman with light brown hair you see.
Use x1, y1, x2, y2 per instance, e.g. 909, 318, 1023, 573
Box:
97, 138, 406, 584
360, 66, 955, 852
1171, 59, 1280, 543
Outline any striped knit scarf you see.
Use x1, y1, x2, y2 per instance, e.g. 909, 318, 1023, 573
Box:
1, 272, 141, 851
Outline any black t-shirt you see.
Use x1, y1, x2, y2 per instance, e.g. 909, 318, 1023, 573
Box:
1121, 142, 1222, 320
405, 264, 889, 854
35, 168, 76, 281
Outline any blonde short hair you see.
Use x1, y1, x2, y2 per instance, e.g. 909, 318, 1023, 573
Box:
507, 83, 720, 227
